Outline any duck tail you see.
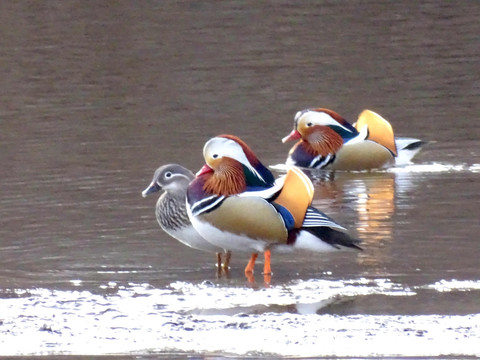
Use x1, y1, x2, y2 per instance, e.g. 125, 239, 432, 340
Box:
304, 226, 363, 251
395, 137, 426, 166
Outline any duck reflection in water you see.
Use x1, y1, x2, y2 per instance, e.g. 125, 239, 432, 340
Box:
292, 169, 416, 276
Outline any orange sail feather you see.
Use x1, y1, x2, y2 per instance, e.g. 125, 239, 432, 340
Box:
355, 110, 397, 156
274, 167, 314, 228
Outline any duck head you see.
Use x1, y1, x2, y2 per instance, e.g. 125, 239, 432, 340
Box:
142, 164, 194, 197
197, 135, 275, 196
282, 108, 359, 156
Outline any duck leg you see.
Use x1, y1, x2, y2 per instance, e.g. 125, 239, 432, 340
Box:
222, 250, 232, 272
216, 252, 222, 274
263, 249, 272, 275
263, 249, 272, 284
244, 253, 258, 273
244, 253, 258, 283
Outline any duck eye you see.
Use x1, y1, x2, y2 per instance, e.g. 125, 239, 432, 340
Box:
212, 154, 219, 159
307, 122, 313, 127
165, 172, 172, 178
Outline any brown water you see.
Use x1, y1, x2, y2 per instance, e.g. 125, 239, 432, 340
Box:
1, 1, 479, 358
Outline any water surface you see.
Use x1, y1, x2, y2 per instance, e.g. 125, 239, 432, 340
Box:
0, 1, 479, 358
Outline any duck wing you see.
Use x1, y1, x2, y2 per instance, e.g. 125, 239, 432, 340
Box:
355, 109, 397, 156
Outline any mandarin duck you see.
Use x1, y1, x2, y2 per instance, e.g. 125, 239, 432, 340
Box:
142, 164, 231, 271
186, 135, 361, 279
282, 108, 424, 170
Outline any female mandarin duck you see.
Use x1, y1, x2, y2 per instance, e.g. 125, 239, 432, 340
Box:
142, 164, 231, 271
282, 108, 424, 170
186, 135, 361, 279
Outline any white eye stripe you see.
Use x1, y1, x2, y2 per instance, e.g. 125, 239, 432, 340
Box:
204, 137, 265, 182
294, 111, 302, 122
170, 173, 191, 180
159, 172, 191, 183
300, 111, 352, 132
204, 137, 244, 160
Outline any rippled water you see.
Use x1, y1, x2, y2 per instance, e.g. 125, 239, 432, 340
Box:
1, 1, 479, 358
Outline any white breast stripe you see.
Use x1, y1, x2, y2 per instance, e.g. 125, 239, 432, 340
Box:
310, 154, 334, 169
190, 195, 225, 217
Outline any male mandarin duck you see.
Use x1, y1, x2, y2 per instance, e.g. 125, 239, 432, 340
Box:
282, 108, 424, 170
186, 135, 361, 279
142, 164, 231, 271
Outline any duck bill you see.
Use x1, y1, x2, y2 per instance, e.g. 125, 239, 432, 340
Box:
142, 181, 161, 197
196, 164, 214, 177
282, 129, 302, 143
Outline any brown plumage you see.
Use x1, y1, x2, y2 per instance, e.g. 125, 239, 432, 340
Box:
203, 158, 246, 197
303, 126, 344, 157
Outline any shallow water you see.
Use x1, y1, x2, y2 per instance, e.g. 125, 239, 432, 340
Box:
1, 1, 480, 358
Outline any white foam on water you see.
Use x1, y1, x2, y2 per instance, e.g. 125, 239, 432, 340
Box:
470, 163, 480, 172
420, 279, 480, 292
387, 162, 467, 173
270, 162, 476, 174
0, 278, 479, 357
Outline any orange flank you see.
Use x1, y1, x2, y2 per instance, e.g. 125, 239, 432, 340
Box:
274, 166, 314, 228
355, 110, 397, 156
